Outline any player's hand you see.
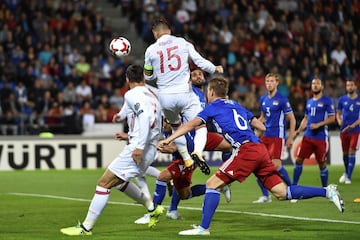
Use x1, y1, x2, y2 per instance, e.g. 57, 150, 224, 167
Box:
158, 142, 177, 154
310, 123, 320, 130
341, 125, 353, 133
112, 114, 120, 123
157, 140, 170, 151
132, 148, 143, 165
114, 132, 128, 141
285, 138, 293, 148
215, 65, 223, 74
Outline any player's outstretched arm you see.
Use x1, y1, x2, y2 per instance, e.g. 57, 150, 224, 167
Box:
158, 117, 203, 148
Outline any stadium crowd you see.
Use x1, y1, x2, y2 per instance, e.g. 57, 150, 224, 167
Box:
0, 0, 359, 135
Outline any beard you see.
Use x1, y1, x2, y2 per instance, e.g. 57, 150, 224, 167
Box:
312, 90, 321, 95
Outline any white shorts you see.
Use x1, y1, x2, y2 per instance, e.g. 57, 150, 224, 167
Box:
159, 92, 202, 124
107, 142, 157, 182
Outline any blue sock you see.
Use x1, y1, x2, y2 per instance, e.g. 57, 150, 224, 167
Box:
286, 185, 326, 200
153, 179, 167, 205
347, 154, 356, 179
168, 188, 180, 211
320, 167, 328, 187
278, 166, 292, 186
256, 178, 269, 197
222, 152, 232, 162
293, 163, 303, 185
200, 188, 220, 229
189, 184, 206, 198
343, 155, 349, 171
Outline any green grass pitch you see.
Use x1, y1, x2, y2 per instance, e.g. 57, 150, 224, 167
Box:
0, 166, 359, 240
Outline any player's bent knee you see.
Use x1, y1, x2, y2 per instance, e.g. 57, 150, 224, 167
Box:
157, 169, 172, 181
270, 183, 287, 200
177, 188, 191, 199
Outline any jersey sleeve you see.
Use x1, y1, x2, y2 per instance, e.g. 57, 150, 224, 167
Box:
283, 98, 293, 114
245, 107, 254, 120
197, 105, 212, 123
337, 96, 344, 111
144, 46, 156, 81
304, 99, 310, 116
116, 102, 130, 121
326, 97, 335, 115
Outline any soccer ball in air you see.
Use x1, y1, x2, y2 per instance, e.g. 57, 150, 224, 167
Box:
109, 37, 131, 57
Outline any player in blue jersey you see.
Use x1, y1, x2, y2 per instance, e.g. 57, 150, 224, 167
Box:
253, 73, 296, 203
336, 79, 360, 184
293, 78, 336, 187
158, 77, 344, 235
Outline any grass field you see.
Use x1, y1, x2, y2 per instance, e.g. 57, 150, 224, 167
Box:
1, 166, 360, 240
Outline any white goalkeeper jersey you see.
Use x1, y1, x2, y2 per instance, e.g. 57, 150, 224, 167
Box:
144, 34, 216, 93
116, 85, 162, 149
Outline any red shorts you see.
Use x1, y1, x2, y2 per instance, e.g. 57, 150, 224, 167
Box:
261, 136, 284, 159
297, 137, 328, 163
216, 142, 282, 190
340, 132, 360, 152
204, 132, 224, 150
166, 159, 195, 190
166, 132, 223, 190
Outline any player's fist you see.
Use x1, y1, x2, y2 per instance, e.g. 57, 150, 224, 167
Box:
215, 65, 223, 74
157, 139, 170, 151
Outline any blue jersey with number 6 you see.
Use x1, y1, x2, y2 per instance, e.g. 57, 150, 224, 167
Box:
197, 99, 259, 148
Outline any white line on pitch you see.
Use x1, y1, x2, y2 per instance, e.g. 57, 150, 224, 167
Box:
7, 192, 360, 225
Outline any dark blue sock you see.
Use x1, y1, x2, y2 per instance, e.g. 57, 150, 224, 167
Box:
189, 184, 206, 198
222, 152, 232, 162
347, 154, 356, 179
293, 163, 303, 185
286, 185, 326, 200
200, 188, 220, 229
320, 167, 328, 187
256, 178, 269, 197
343, 155, 349, 171
153, 179, 167, 205
168, 188, 180, 211
278, 166, 292, 186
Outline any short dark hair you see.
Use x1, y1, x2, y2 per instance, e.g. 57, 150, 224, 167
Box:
126, 65, 144, 83
152, 17, 171, 30
208, 78, 229, 97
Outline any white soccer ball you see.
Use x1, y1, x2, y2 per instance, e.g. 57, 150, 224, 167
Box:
109, 37, 131, 57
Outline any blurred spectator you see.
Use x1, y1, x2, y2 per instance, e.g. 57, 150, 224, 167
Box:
109, 88, 124, 110
231, 75, 249, 103
1, 110, 18, 135
75, 79, 92, 104
106, 102, 120, 122
331, 44, 348, 66
38, 43, 53, 65
95, 103, 108, 123
75, 55, 91, 77
250, 68, 265, 90
46, 101, 64, 125
79, 100, 95, 129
